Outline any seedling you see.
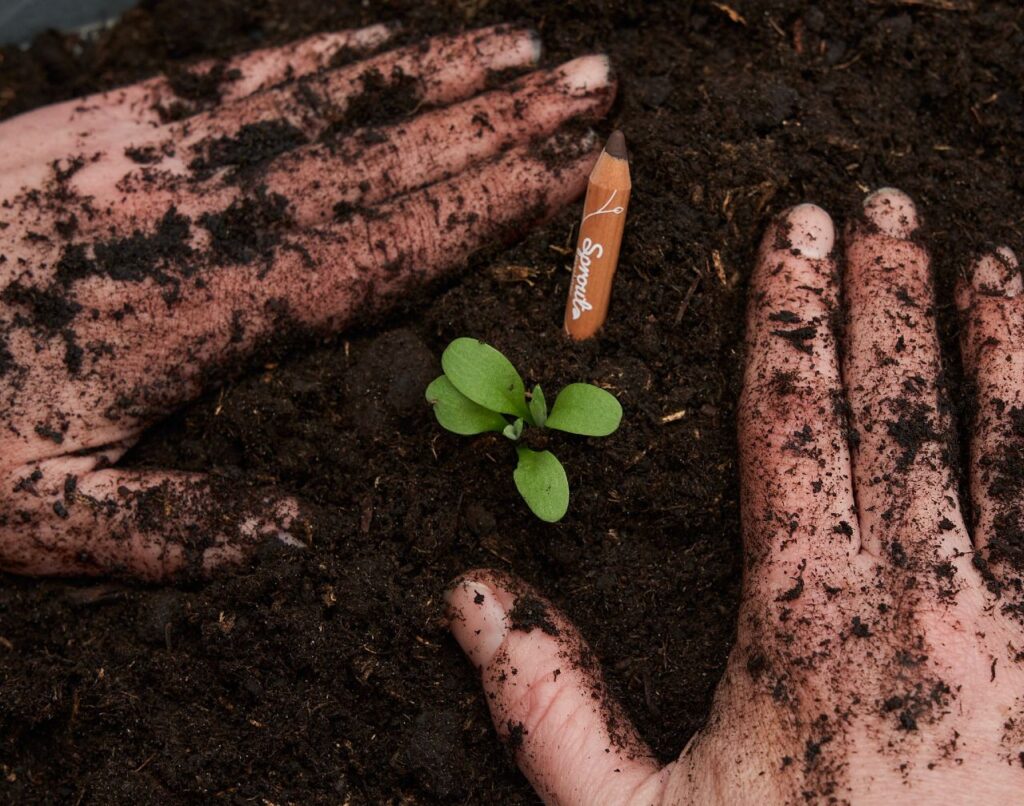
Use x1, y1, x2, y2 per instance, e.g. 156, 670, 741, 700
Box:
425, 338, 622, 522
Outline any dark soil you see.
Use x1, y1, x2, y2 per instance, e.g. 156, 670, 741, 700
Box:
2, 0, 1022, 803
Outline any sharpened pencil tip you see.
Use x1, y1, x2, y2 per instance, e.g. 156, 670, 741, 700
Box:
604, 130, 627, 159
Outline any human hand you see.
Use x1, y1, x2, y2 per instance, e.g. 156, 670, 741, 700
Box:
0, 24, 615, 580
446, 190, 1024, 804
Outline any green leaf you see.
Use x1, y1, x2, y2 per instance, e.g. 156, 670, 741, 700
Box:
513, 447, 569, 522
529, 385, 547, 428
425, 376, 508, 435
441, 338, 529, 419
502, 418, 524, 441
546, 383, 623, 437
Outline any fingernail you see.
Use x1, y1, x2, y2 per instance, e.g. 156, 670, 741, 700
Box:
445, 578, 509, 667
488, 28, 543, 70
559, 54, 612, 94
276, 531, 307, 548
783, 203, 834, 260
526, 29, 544, 64
863, 187, 919, 239
972, 246, 1022, 298
361, 23, 397, 46
239, 515, 307, 549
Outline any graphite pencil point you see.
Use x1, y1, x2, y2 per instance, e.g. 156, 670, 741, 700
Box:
604, 129, 627, 159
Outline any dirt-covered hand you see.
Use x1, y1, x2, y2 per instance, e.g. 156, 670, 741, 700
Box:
0, 24, 615, 579
446, 191, 1024, 804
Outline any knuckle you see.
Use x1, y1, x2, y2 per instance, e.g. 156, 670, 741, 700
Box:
740, 385, 838, 448
503, 661, 562, 724
511, 669, 597, 750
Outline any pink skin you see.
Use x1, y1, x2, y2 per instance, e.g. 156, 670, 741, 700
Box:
1, 25, 547, 193
0, 24, 395, 171
447, 191, 1024, 803
0, 26, 616, 579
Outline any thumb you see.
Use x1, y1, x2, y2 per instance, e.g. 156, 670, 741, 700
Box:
445, 570, 669, 806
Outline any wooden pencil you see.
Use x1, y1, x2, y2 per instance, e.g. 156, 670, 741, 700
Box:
563, 130, 631, 340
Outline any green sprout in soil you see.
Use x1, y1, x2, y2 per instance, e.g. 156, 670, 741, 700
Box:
425, 338, 622, 522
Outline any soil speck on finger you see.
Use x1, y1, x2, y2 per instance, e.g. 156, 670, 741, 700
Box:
508, 595, 559, 636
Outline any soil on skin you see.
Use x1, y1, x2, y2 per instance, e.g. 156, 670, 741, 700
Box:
1, 1, 1022, 803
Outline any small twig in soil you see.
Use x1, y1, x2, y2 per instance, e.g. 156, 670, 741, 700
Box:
132, 753, 156, 773
712, 2, 747, 25
674, 272, 703, 325
832, 52, 865, 71
766, 16, 787, 38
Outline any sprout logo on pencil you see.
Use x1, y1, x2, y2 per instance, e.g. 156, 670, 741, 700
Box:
570, 237, 603, 320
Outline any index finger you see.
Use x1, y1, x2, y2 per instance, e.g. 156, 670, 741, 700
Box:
0, 24, 397, 175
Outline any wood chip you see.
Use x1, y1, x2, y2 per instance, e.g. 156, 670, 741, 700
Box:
712, 2, 747, 24
712, 250, 727, 286
491, 264, 539, 284
64, 584, 127, 605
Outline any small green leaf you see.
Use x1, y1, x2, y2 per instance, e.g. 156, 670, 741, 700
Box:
425, 376, 508, 435
529, 385, 547, 428
513, 447, 569, 522
441, 338, 529, 419
546, 383, 623, 437
502, 418, 524, 441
